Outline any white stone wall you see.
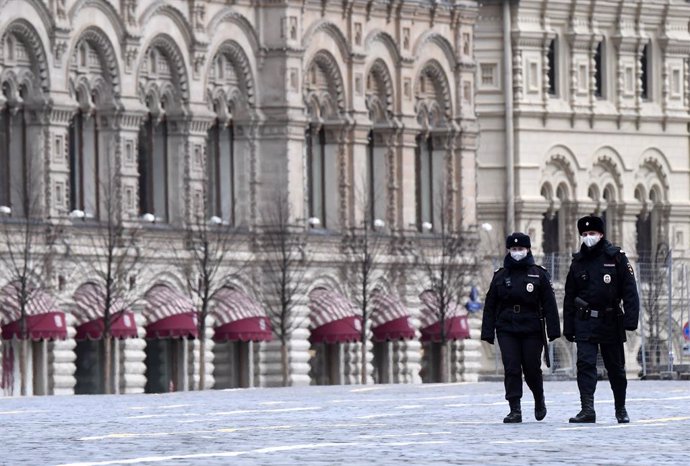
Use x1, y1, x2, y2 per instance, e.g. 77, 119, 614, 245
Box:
475, 0, 690, 373
0, 0, 481, 391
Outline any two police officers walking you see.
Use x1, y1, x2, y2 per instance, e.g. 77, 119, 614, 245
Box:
482, 215, 640, 424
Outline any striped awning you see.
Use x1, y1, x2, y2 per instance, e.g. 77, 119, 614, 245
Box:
211, 288, 272, 342
0, 282, 58, 324
0, 282, 67, 340
419, 290, 470, 342
72, 283, 137, 340
370, 291, 415, 342
143, 285, 198, 339
73, 283, 128, 326
308, 288, 361, 344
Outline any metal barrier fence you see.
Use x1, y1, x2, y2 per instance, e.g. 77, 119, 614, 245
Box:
481, 252, 690, 379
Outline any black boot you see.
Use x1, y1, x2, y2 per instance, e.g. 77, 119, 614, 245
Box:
615, 394, 629, 423
503, 399, 522, 423
534, 392, 547, 421
569, 395, 596, 423
615, 406, 629, 423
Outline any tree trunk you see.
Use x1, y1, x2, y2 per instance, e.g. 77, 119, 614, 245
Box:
20, 338, 27, 396
360, 340, 367, 385
281, 342, 289, 387
199, 336, 206, 390
103, 335, 112, 394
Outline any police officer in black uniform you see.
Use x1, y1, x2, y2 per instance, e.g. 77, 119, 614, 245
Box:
563, 215, 639, 423
481, 232, 561, 423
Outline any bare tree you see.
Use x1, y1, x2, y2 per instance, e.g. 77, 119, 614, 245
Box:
342, 186, 387, 385
257, 192, 310, 386
0, 154, 58, 396
413, 189, 470, 383
69, 152, 148, 394
180, 194, 244, 390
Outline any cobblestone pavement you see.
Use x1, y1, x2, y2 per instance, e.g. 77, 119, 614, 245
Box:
1, 380, 689, 465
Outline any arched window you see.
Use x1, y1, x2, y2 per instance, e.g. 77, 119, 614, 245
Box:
137, 109, 169, 221
0, 84, 29, 217
365, 62, 392, 228
541, 183, 567, 279
415, 132, 434, 231
367, 130, 376, 226
207, 116, 235, 225
602, 185, 616, 241
68, 97, 100, 217
306, 123, 326, 227
0, 85, 10, 208
635, 186, 652, 280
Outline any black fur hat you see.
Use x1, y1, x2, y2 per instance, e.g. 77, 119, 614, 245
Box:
505, 232, 531, 249
577, 215, 605, 235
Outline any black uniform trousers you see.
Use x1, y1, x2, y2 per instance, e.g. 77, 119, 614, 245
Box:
576, 340, 627, 403
497, 331, 543, 401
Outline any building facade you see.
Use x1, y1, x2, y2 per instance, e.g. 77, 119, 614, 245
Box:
475, 0, 690, 375
0, 0, 481, 395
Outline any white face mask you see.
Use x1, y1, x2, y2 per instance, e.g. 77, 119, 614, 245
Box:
581, 233, 602, 248
510, 250, 528, 261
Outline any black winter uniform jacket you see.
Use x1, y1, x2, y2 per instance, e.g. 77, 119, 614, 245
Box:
563, 239, 640, 343
481, 253, 561, 344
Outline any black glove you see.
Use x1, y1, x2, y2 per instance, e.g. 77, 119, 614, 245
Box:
564, 334, 575, 342
548, 335, 560, 342
625, 325, 638, 331
481, 337, 494, 345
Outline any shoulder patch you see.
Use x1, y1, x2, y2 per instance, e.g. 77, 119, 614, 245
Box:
627, 262, 635, 276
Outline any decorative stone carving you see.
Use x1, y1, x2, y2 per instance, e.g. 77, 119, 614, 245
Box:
53, 40, 68, 67
124, 0, 137, 28
124, 43, 138, 74
192, 4, 206, 33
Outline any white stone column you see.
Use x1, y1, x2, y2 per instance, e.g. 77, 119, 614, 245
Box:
458, 315, 483, 382
245, 340, 254, 388
393, 339, 422, 384
212, 341, 233, 389
181, 337, 189, 391
112, 338, 120, 395
261, 305, 312, 387
190, 324, 214, 390
49, 314, 76, 395
120, 311, 146, 394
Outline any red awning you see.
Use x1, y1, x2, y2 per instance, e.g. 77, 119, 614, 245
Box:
145, 312, 198, 339
310, 316, 361, 344
75, 311, 138, 340
210, 288, 272, 342
308, 288, 361, 344
371, 292, 415, 342
372, 316, 416, 342
214, 316, 272, 342
420, 315, 470, 342
1, 311, 67, 341
143, 285, 198, 339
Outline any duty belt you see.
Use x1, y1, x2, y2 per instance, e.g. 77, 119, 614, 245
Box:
505, 305, 534, 314
589, 308, 614, 318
